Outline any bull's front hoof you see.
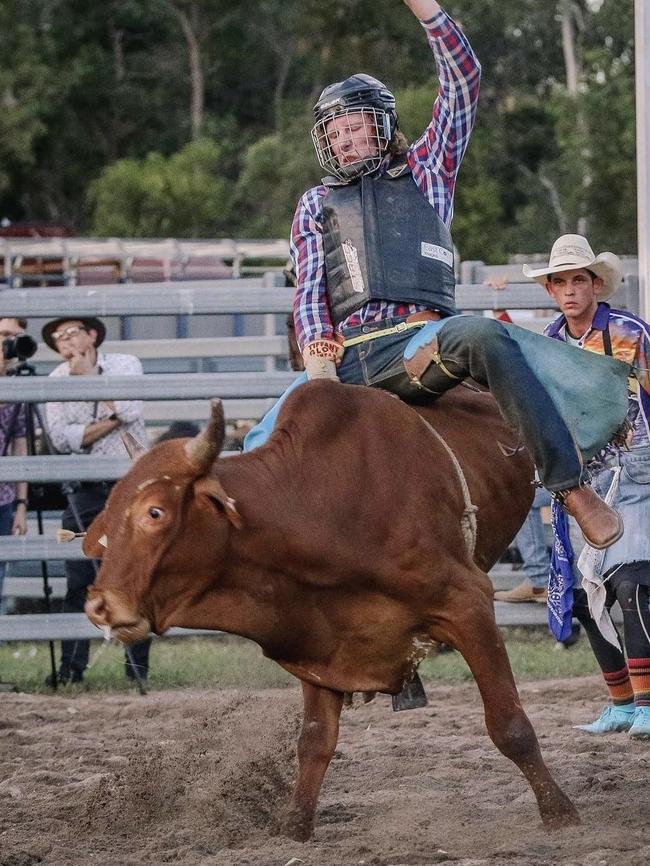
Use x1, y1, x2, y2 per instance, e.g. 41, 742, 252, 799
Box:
540, 796, 580, 829
279, 808, 314, 842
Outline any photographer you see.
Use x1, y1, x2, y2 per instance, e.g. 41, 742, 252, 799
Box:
0, 317, 31, 689
0, 317, 30, 613
42, 316, 151, 686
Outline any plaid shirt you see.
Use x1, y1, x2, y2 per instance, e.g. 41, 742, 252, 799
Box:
545, 302, 650, 449
291, 8, 481, 351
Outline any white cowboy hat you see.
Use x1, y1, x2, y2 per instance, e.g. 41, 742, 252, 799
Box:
522, 234, 623, 300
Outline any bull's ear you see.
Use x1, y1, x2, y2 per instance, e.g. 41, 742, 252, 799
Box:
194, 475, 244, 529
185, 400, 225, 474
83, 512, 108, 558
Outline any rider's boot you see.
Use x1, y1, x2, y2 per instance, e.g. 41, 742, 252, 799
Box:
556, 485, 623, 549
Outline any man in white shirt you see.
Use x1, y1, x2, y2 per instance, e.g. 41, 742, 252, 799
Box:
43, 316, 150, 686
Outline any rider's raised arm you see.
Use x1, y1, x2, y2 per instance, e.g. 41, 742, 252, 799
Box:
407, 5, 481, 223
402, 0, 443, 19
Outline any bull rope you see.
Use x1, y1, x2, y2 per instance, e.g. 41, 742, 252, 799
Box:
417, 416, 478, 558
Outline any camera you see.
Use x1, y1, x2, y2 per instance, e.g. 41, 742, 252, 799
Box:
3, 333, 38, 361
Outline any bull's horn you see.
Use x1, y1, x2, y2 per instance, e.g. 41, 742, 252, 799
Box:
122, 432, 148, 461
184, 400, 225, 472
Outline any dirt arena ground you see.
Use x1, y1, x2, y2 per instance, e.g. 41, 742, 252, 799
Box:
1, 675, 648, 866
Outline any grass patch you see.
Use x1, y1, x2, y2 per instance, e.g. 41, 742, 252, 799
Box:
420, 627, 601, 682
0, 628, 601, 695
0, 636, 294, 694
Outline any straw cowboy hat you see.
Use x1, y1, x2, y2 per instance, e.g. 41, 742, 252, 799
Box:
522, 234, 623, 300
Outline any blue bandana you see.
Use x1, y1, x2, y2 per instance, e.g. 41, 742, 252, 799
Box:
548, 500, 575, 642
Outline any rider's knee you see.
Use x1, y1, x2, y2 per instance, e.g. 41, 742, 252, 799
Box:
614, 576, 646, 612
447, 316, 507, 356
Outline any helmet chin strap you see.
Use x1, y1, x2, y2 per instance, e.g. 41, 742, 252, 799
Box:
335, 155, 384, 181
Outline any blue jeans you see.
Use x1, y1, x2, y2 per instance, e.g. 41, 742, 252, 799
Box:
246, 314, 628, 492
514, 487, 552, 590
589, 445, 650, 576
0, 501, 14, 616
337, 316, 585, 489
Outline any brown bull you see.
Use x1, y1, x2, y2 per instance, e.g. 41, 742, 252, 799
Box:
84, 381, 579, 839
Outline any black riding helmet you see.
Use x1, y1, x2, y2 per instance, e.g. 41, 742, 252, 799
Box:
311, 74, 398, 181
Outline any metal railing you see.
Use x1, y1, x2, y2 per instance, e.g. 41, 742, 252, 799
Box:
0, 267, 640, 641
0, 237, 291, 286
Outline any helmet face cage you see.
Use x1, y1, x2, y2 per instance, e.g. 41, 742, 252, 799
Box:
311, 106, 393, 181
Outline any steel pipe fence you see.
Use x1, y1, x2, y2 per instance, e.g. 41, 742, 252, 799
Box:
0, 279, 566, 316
0, 613, 218, 641
0, 371, 297, 403
0, 270, 640, 641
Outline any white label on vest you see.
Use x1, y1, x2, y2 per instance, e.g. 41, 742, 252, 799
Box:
420, 242, 453, 267
342, 239, 365, 293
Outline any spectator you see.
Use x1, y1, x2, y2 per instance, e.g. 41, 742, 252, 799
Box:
42, 316, 151, 686
0, 317, 29, 611
495, 486, 551, 603
524, 234, 650, 738
0, 317, 29, 691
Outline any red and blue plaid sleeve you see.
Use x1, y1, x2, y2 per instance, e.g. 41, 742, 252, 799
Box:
407, 9, 481, 227
291, 185, 335, 352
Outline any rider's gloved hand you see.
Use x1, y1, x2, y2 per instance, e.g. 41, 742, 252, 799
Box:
302, 340, 343, 380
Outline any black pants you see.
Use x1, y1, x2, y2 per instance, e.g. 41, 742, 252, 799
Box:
60, 483, 151, 679
572, 562, 650, 673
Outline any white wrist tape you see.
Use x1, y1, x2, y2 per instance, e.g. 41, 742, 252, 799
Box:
302, 340, 343, 380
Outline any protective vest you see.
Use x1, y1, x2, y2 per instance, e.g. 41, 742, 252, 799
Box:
321, 162, 457, 326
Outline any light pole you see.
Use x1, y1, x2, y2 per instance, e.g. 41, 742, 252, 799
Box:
636, 0, 650, 318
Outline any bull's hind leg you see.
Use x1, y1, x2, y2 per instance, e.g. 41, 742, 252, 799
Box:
436, 580, 579, 828
282, 681, 344, 842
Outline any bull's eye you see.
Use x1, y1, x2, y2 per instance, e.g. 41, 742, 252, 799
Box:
148, 506, 164, 520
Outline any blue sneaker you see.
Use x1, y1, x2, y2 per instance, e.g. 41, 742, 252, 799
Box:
629, 706, 650, 739
574, 703, 635, 734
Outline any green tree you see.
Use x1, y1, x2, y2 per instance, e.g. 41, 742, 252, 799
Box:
0, 0, 637, 263
89, 138, 231, 236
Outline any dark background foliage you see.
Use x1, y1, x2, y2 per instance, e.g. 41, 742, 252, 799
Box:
0, 0, 636, 260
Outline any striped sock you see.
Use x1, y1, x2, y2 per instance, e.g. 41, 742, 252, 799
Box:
628, 657, 650, 708
603, 666, 634, 705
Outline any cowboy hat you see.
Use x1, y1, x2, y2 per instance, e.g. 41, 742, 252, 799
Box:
522, 234, 623, 300
42, 316, 106, 352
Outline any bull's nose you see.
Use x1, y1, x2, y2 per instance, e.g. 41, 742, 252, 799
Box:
84, 588, 152, 643
85, 594, 110, 627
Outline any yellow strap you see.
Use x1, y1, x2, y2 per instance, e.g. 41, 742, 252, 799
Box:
342, 319, 426, 348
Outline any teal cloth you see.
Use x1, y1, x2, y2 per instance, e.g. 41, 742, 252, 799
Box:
501, 322, 631, 463
245, 321, 631, 464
